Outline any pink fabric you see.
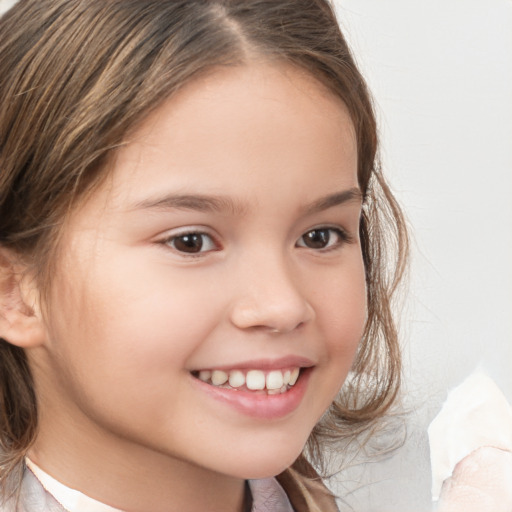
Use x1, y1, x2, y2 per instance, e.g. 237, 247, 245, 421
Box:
437, 446, 512, 512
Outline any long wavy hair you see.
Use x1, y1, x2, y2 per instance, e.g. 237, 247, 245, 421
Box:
0, 0, 408, 497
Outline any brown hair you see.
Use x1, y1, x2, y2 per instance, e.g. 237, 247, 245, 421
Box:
0, 0, 407, 496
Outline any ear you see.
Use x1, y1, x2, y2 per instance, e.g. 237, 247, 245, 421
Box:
0, 248, 46, 348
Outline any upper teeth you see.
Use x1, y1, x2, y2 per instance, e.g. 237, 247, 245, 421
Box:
197, 368, 300, 390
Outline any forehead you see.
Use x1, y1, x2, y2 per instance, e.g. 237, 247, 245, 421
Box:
79, 62, 358, 220
118, 64, 354, 192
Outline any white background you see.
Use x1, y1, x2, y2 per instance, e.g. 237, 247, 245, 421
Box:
331, 1, 512, 510
1, 0, 511, 510
0, 0, 15, 15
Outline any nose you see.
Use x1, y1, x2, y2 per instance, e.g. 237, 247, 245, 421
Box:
229, 253, 315, 335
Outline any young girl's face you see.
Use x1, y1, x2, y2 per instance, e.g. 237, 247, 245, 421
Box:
30, 63, 366, 485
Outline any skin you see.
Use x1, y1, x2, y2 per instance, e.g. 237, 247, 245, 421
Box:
20, 63, 366, 512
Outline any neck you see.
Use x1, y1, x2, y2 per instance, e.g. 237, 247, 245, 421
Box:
30, 415, 247, 512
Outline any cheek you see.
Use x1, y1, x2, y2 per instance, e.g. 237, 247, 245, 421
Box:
312, 257, 367, 401
109, 262, 225, 356
45, 255, 223, 400
40, 260, 230, 449
315, 259, 367, 352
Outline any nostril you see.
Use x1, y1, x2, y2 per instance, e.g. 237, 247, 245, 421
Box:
229, 282, 314, 333
265, 321, 306, 335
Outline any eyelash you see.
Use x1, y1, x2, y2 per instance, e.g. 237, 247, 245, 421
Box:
160, 226, 352, 257
296, 227, 352, 251
161, 230, 220, 256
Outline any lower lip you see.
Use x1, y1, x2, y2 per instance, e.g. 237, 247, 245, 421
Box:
191, 368, 312, 420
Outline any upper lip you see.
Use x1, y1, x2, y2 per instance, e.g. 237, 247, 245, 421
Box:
190, 355, 315, 372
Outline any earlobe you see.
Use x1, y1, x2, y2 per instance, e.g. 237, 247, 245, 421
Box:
0, 249, 46, 348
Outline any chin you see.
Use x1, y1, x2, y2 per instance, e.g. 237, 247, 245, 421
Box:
221, 439, 308, 480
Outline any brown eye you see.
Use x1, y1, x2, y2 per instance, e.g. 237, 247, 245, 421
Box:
169, 233, 216, 254
297, 228, 346, 250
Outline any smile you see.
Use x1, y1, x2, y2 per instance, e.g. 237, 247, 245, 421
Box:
190, 362, 313, 419
192, 367, 301, 395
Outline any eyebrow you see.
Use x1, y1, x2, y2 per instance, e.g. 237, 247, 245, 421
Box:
133, 194, 248, 216
303, 187, 362, 215
132, 187, 362, 216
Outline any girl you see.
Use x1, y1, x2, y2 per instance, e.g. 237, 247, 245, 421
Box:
0, 1, 407, 510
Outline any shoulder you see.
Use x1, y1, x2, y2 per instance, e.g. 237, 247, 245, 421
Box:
1, 466, 65, 512
276, 456, 339, 512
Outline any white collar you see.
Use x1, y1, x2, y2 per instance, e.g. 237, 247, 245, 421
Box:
25, 458, 123, 512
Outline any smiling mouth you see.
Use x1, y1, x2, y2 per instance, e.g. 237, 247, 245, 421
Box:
190, 367, 302, 395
